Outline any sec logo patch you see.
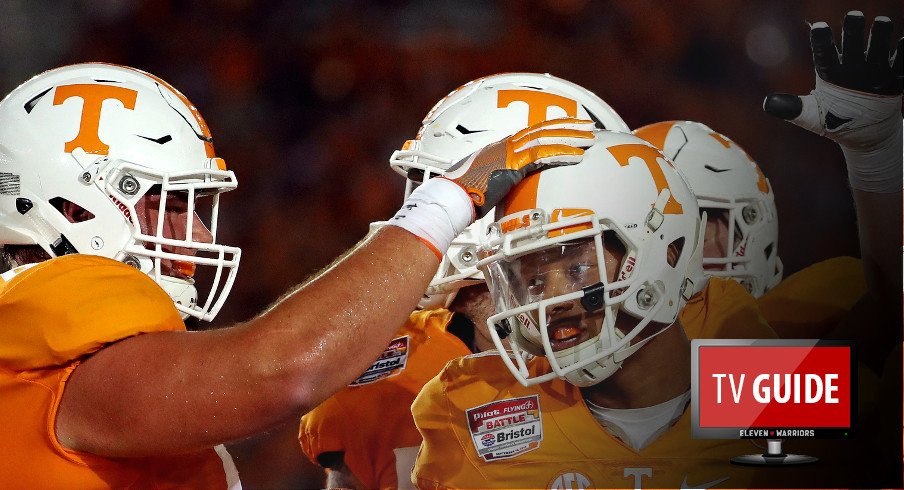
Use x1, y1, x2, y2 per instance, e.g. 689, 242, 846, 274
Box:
549, 471, 592, 490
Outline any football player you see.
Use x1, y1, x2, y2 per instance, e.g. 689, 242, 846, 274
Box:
410, 12, 901, 489
632, 119, 889, 474
411, 129, 788, 488
0, 63, 594, 486
634, 120, 869, 340
298, 72, 631, 489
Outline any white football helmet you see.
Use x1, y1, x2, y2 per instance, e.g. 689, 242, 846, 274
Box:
478, 131, 703, 387
389, 73, 630, 308
0, 63, 240, 321
634, 121, 781, 297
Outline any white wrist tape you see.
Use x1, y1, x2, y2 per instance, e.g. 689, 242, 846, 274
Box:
795, 78, 902, 193
841, 125, 902, 193
388, 178, 474, 258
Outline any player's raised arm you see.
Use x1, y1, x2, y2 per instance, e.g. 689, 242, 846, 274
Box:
763, 12, 902, 307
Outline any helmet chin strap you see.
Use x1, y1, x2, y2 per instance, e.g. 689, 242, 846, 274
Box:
14, 197, 79, 257
157, 274, 199, 320
132, 252, 201, 320
563, 322, 673, 387
561, 325, 655, 387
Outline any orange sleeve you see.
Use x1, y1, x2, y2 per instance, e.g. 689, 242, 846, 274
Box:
299, 396, 350, 467
681, 278, 777, 340
758, 257, 866, 339
0, 255, 223, 487
0, 254, 184, 371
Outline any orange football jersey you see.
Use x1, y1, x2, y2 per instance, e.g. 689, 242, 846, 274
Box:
299, 308, 472, 489
758, 256, 866, 339
410, 279, 813, 489
679, 277, 776, 341
0, 255, 230, 488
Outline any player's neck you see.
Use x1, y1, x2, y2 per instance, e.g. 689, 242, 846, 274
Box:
581, 322, 691, 409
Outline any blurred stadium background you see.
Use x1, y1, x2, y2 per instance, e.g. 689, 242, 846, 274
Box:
0, 0, 899, 328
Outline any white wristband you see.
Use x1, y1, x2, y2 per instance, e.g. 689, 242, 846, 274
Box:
388, 178, 474, 258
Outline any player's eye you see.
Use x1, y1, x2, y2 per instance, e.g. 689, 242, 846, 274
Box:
526, 274, 546, 297
568, 263, 592, 280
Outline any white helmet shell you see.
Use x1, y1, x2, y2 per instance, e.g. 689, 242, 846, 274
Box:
634, 121, 781, 297
479, 131, 702, 387
389, 73, 630, 308
0, 63, 241, 320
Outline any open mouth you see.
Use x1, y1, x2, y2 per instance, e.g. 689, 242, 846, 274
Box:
159, 259, 196, 282
547, 317, 588, 351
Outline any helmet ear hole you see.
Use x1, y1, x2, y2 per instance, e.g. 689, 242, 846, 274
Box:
666, 237, 684, 268
763, 243, 774, 259
49, 197, 95, 223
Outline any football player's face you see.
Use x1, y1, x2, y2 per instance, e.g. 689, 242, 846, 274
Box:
702, 209, 738, 268
516, 237, 623, 352
136, 191, 213, 279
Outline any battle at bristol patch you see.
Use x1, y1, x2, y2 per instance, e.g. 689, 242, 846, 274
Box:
466, 395, 543, 462
350, 335, 410, 386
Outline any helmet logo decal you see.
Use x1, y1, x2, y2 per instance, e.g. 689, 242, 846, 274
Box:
709, 132, 770, 193
108, 194, 133, 223
548, 208, 593, 237
608, 144, 684, 215
501, 213, 532, 233
499, 208, 593, 235
633, 120, 677, 150
708, 131, 733, 149
752, 164, 770, 193
498, 90, 577, 125
127, 64, 216, 157
619, 255, 636, 280
496, 91, 580, 215
53, 84, 138, 154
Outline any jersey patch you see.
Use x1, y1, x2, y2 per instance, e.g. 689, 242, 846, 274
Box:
466, 395, 543, 462
350, 335, 410, 386
548, 470, 593, 490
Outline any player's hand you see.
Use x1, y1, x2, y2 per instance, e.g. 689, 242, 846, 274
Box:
442, 118, 597, 217
763, 12, 902, 150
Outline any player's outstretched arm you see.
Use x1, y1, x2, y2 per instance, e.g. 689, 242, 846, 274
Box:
764, 11, 902, 306
56, 119, 596, 457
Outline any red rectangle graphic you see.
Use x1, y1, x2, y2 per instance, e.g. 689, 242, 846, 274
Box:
697, 346, 851, 428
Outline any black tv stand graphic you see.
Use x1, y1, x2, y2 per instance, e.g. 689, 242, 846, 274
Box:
730, 439, 818, 466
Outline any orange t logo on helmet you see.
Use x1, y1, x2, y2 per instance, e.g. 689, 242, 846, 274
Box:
608, 143, 684, 215
497, 90, 578, 125
496, 90, 581, 216
53, 84, 138, 155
